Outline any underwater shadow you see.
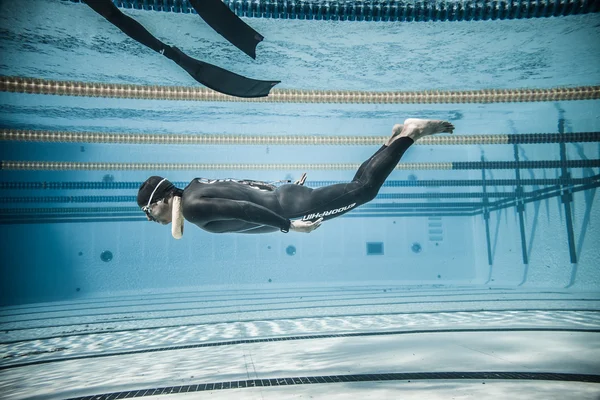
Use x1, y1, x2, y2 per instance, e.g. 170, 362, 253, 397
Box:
566, 142, 599, 287
481, 156, 503, 284
516, 145, 545, 263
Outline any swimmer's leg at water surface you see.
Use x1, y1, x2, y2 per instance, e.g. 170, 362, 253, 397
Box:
188, 0, 266, 59
82, 0, 279, 98
275, 119, 455, 228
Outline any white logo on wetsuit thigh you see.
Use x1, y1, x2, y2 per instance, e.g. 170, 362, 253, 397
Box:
301, 203, 356, 221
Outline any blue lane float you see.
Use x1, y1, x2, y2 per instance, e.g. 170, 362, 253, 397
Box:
66, 0, 600, 21
1, 176, 599, 190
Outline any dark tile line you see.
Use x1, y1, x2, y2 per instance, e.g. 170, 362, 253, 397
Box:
0, 287, 520, 314
3, 291, 585, 323
2, 327, 599, 371
0, 286, 410, 312
64, 371, 600, 399
2, 307, 597, 345
3, 297, 599, 332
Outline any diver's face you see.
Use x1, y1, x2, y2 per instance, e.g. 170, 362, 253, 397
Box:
144, 198, 172, 224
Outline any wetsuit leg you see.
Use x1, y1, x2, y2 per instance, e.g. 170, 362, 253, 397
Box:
83, 0, 280, 98
188, 0, 264, 59
276, 137, 414, 221
83, 0, 169, 54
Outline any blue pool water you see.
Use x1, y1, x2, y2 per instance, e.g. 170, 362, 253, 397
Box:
0, 1, 599, 398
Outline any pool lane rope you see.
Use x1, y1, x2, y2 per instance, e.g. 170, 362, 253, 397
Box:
2, 129, 600, 146
0, 191, 579, 204
2, 177, 598, 190
64, 0, 600, 21
1, 159, 598, 171
1, 77, 598, 104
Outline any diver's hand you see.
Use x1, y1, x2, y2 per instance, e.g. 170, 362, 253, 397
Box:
294, 173, 307, 186
290, 218, 323, 233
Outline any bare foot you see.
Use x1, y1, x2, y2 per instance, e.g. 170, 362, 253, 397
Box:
396, 118, 454, 142
385, 124, 405, 146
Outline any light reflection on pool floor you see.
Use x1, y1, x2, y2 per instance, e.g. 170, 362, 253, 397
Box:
1, 285, 599, 367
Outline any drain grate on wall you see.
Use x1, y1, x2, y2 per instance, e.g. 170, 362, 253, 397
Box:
366, 242, 384, 255
428, 217, 444, 242
65, 372, 600, 399
426, 186, 444, 242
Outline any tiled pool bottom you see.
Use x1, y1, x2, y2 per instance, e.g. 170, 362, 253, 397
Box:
1, 285, 599, 399
62, 380, 600, 400
3, 331, 600, 399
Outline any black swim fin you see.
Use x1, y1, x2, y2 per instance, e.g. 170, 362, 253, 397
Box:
170, 47, 279, 98
188, 0, 264, 59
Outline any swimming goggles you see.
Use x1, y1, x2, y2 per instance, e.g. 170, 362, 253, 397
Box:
141, 178, 167, 221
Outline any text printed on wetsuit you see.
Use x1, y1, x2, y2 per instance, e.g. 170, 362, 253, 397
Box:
301, 203, 357, 221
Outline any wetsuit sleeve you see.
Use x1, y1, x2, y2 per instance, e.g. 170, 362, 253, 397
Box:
186, 198, 291, 232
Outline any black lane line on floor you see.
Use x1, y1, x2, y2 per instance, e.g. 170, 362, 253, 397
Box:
4, 297, 599, 332
0, 286, 548, 318
1, 286, 577, 315
2, 327, 599, 371
0, 291, 534, 321
2, 287, 586, 317
2, 308, 599, 345
3, 291, 590, 324
63, 371, 600, 400
1, 286, 439, 314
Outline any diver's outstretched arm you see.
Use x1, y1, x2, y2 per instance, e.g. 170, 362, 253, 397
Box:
82, 0, 279, 98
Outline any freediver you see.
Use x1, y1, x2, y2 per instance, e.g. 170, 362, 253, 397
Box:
137, 119, 455, 237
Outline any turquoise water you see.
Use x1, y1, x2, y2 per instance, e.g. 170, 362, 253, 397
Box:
1, 1, 600, 398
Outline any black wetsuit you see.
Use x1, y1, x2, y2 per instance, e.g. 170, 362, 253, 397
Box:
181, 137, 414, 233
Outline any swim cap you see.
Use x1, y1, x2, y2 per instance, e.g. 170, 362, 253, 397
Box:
137, 176, 177, 208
